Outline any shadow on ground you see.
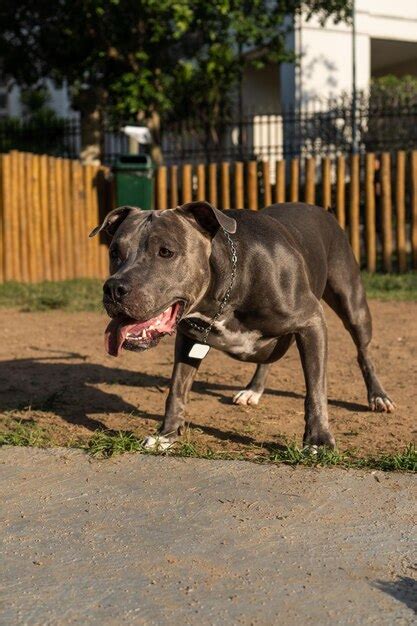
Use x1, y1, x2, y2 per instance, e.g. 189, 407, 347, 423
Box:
374, 576, 417, 614
0, 354, 368, 448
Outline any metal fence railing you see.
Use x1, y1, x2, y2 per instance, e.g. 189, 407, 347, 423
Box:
0, 94, 416, 165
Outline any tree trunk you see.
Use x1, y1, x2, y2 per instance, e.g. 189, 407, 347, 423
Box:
146, 110, 164, 166
80, 107, 102, 164
73, 88, 105, 164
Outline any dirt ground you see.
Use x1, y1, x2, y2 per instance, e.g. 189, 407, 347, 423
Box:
0, 300, 416, 456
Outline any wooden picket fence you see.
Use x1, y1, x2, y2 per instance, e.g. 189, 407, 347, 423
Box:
155, 152, 417, 273
0, 150, 111, 282
0, 149, 416, 282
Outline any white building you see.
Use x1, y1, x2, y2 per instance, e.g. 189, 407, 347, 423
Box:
243, 0, 417, 112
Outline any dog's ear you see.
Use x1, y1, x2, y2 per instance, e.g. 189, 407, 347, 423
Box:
89, 206, 142, 238
178, 201, 237, 236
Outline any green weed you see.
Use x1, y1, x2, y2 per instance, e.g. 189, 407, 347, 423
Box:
0, 420, 50, 447
0, 279, 102, 312
1, 424, 415, 472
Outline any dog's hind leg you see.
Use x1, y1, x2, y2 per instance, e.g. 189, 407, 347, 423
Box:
233, 364, 271, 406
323, 234, 394, 413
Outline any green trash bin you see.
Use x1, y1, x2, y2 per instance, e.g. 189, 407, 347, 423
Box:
114, 154, 154, 210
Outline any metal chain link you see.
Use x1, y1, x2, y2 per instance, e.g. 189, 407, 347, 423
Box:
184, 228, 237, 344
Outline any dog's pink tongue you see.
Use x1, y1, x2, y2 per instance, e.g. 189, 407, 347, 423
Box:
105, 320, 132, 357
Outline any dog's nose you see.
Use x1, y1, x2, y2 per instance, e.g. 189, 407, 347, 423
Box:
103, 278, 131, 302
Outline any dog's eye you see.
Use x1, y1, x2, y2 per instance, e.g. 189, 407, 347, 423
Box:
158, 247, 174, 259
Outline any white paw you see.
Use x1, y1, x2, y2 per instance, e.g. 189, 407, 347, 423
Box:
370, 395, 395, 413
233, 389, 262, 406
143, 435, 173, 451
303, 444, 318, 456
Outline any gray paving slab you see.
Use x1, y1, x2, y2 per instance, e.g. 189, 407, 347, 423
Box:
1, 447, 416, 625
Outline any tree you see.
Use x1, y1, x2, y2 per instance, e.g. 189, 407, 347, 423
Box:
0, 0, 351, 162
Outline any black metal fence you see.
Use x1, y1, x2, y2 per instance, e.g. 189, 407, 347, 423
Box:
1, 94, 416, 164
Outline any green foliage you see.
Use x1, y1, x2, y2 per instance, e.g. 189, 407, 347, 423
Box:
0, 114, 70, 156
0, 273, 414, 314
0, 279, 103, 312
370, 74, 417, 103
0, 0, 352, 136
361, 272, 417, 302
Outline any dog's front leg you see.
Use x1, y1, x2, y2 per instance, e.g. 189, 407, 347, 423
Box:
159, 332, 202, 441
296, 308, 336, 449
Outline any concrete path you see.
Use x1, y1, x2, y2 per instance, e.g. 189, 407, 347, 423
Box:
1, 447, 416, 625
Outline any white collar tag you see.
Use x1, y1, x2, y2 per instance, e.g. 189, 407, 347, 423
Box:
188, 343, 210, 359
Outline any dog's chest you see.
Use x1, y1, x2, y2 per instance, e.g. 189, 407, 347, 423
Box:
186, 314, 264, 358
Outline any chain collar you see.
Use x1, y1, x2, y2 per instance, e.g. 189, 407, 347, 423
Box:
183, 227, 237, 344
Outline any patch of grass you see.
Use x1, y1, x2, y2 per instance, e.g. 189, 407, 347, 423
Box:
0, 279, 102, 312
85, 430, 144, 458
269, 442, 351, 467
0, 273, 415, 312
0, 420, 51, 447
1, 422, 415, 473
361, 272, 417, 301
358, 444, 417, 472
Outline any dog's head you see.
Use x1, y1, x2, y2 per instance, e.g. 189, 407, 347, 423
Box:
90, 201, 236, 356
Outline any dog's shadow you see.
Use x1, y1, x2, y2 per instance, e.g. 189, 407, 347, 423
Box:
0, 352, 367, 448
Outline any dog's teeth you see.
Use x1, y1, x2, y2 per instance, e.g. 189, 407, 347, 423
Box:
140, 330, 146, 339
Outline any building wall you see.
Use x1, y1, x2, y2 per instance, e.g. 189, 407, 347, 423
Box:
4, 80, 74, 119
281, 0, 417, 107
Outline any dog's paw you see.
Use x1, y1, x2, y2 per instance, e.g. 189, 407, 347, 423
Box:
143, 435, 173, 451
233, 389, 262, 406
369, 394, 395, 413
303, 429, 336, 449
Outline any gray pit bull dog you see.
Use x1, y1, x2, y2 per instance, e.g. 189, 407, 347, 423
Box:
90, 201, 394, 450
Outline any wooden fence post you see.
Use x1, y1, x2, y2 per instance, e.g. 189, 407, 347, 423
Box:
365, 153, 376, 273
1, 154, 14, 280
71, 160, 84, 277
62, 158, 75, 279
9, 150, 23, 281
234, 162, 244, 209
395, 151, 407, 273
336, 155, 346, 228
39, 155, 51, 280
305, 157, 315, 204
196, 164, 205, 202
156, 166, 168, 210
55, 158, 68, 280
411, 151, 417, 269
31, 155, 43, 281
169, 165, 178, 208
381, 152, 393, 273
24, 153, 38, 282
262, 161, 272, 206
0, 156, 3, 282
349, 153, 360, 263
18, 151, 31, 281
247, 161, 258, 210
182, 164, 192, 203
84, 163, 98, 278
290, 158, 299, 202
12, 151, 25, 281
221, 162, 230, 209
275, 160, 285, 203
209, 163, 217, 206
322, 157, 331, 209
48, 156, 61, 280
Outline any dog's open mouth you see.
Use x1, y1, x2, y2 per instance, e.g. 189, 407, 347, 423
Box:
105, 302, 184, 357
